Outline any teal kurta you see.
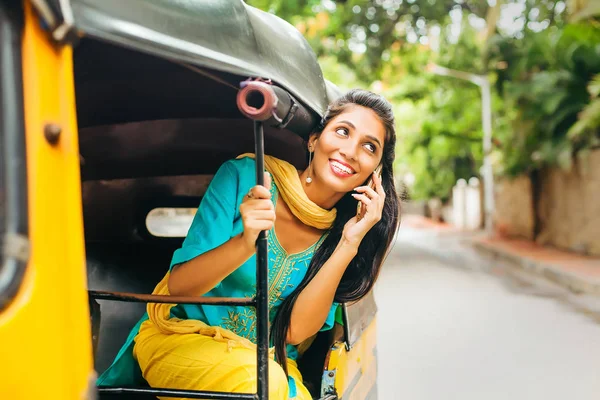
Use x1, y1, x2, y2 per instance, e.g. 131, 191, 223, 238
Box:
97, 157, 338, 387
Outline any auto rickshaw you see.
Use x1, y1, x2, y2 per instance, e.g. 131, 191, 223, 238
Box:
0, 1, 379, 399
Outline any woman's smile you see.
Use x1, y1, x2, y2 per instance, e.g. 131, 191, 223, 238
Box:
329, 158, 356, 178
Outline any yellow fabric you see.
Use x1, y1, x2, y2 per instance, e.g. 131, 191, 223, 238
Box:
134, 320, 311, 400
146, 272, 256, 350
236, 153, 336, 230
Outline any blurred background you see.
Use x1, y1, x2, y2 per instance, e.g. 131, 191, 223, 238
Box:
239, 1, 600, 399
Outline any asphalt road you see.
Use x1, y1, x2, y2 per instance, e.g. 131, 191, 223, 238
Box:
374, 229, 600, 400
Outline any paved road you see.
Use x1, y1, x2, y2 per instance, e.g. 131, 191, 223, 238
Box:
375, 229, 600, 400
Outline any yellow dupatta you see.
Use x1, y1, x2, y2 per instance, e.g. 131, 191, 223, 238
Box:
236, 153, 336, 230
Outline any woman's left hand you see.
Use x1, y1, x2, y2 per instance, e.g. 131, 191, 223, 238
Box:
342, 171, 386, 249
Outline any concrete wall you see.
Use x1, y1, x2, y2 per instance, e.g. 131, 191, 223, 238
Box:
494, 149, 600, 256
536, 150, 600, 256
493, 175, 535, 240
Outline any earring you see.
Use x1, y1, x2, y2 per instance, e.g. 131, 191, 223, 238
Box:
306, 149, 313, 184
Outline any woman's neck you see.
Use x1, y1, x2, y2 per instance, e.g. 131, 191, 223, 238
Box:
298, 169, 344, 210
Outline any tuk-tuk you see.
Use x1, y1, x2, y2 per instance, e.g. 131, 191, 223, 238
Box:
0, 1, 379, 399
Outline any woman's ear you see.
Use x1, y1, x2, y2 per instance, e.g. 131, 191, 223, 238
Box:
307, 133, 318, 151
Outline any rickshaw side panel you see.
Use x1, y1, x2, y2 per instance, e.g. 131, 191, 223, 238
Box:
321, 292, 379, 399
343, 291, 378, 349
0, 2, 93, 398
324, 318, 378, 400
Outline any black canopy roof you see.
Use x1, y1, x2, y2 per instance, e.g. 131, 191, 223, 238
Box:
58, 0, 338, 114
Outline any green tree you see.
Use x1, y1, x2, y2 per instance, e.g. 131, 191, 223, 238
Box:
250, 0, 599, 200
487, 20, 600, 175
567, 73, 600, 147
249, 0, 491, 83
389, 22, 503, 200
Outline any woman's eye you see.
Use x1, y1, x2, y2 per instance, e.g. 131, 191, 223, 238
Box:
364, 143, 376, 153
335, 128, 349, 137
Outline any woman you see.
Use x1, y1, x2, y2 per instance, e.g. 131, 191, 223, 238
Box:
97, 89, 400, 399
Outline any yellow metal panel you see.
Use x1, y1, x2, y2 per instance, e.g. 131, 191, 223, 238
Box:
0, 2, 93, 399
327, 318, 378, 399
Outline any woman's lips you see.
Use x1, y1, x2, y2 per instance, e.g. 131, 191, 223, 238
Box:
329, 159, 356, 178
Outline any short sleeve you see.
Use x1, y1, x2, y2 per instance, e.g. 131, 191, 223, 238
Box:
169, 161, 238, 273
319, 302, 340, 332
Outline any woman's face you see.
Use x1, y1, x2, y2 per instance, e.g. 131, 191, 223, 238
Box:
308, 104, 386, 194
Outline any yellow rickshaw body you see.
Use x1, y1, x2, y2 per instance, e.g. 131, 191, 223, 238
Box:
0, 2, 93, 399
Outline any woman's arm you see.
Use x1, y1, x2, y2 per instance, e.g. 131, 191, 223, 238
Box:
286, 239, 357, 344
168, 234, 255, 296
168, 172, 275, 296
287, 172, 386, 344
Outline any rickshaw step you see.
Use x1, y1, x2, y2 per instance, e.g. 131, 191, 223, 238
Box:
88, 290, 255, 306
98, 387, 339, 400
98, 386, 257, 399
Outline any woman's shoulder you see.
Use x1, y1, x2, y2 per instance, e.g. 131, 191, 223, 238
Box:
220, 157, 255, 175
211, 157, 256, 196
213, 157, 256, 185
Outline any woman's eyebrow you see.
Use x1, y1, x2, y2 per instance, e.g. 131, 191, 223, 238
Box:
365, 135, 382, 148
337, 120, 356, 130
337, 120, 382, 147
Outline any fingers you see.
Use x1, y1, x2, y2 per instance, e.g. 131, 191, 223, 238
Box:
245, 184, 271, 201
242, 198, 274, 210
355, 173, 386, 202
354, 185, 378, 200
239, 174, 275, 245
353, 171, 386, 223
351, 193, 372, 206
372, 171, 385, 198
244, 214, 275, 231
241, 207, 276, 235
243, 171, 272, 202
263, 171, 272, 191
245, 209, 276, 221
248, 220, 274, 232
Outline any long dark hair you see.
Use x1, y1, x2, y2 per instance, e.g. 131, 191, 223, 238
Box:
270, 89, 400, 374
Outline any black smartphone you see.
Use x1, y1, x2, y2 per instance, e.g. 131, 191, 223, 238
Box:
356, 165, 382, 221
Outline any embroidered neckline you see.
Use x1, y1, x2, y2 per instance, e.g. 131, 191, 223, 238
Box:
220, 182, 329, 343
269, 183, 328, 260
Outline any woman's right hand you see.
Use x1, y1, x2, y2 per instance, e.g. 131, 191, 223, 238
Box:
239, 172, 275, 251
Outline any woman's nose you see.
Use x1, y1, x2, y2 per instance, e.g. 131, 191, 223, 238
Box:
339, 142, 358, 161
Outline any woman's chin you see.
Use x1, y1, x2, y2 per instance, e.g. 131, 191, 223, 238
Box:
315, 173, 358, 194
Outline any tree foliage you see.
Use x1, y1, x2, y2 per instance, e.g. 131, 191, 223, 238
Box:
488, 19, 600, 175
249, 0, 600, 200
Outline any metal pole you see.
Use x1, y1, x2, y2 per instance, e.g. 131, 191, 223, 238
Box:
480, 80, 494, 234
253, 121, 269, 400
426, 63, 495, 233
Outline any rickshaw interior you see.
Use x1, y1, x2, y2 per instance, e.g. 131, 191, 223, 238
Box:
77, 37, 343, 397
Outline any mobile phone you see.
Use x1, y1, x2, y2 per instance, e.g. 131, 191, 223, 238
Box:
356, 164, 382, 221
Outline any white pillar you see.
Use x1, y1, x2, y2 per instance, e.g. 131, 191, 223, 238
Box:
452, 179, 467, 229
466, 177, 482, 230
481, 80, 495, 234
